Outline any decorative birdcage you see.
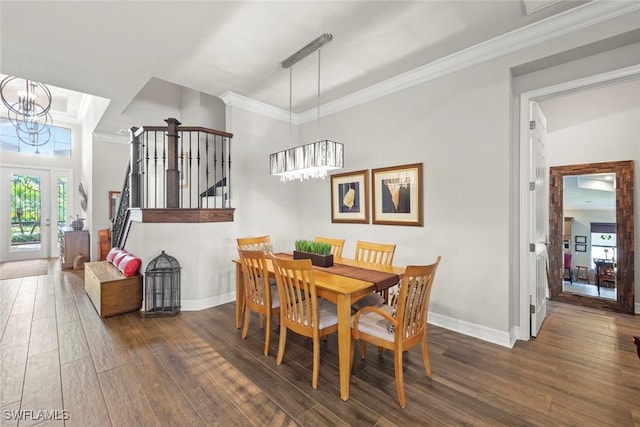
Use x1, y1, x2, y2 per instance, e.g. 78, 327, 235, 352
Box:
145, 250, 181, 316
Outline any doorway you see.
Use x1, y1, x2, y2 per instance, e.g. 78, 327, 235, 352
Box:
0, 166, 72, 262
518, 64, 640, 341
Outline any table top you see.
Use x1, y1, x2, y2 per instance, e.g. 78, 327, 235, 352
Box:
234, 254, 405, 296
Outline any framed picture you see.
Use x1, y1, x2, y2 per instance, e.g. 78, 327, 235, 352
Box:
108, 191, 121, 219
372, 163, 423, 226
330, 170, 369, 223
575, 244, 587, 252
575, 235, 587, 244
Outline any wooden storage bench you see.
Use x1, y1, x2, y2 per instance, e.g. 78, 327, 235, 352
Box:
85, 261, 142, 317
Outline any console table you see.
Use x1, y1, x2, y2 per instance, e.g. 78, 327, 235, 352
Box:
59, 228, 90, 269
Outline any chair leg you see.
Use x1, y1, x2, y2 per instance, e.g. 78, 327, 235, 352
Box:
276, 325, 287, 365
241, 306, 251, 339
312, 334, 320, 389
421, 334, 432, 379
350, 335, 355, 372
360, 340, 366, 359
394, 348, 406, 408
263, 312, 271, 356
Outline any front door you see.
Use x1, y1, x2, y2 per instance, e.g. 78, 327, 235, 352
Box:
0, 167, 59, 262
530, 102, 549, 337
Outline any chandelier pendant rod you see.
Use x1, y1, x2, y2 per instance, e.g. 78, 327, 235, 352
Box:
289, 67, 293, 149
317, 48, 321, 142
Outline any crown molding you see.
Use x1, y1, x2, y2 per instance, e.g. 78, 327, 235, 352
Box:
223, 1, 640, 124
219, 91, 299, 124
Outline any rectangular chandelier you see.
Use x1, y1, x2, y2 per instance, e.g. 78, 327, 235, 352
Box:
270, 139, 343, 182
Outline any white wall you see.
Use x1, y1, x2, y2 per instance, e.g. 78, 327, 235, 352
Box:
220, 11, 640, 346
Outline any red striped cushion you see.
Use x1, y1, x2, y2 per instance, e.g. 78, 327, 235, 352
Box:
117, 254, 142, 277
106, 247, 124, 263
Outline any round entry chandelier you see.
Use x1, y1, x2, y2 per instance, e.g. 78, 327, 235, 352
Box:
0, 76, 53, 152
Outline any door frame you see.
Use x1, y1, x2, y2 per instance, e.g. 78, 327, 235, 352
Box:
0, 165, 73, 262
518, 63, 640, 341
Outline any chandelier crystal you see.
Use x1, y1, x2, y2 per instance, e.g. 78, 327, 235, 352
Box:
270, 33, 344, 182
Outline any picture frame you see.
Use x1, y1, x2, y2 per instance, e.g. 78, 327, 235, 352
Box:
330, 169, 369, 224
575, 235, 587, 244
575, 244, 587, 252
108, 191, 121, 220
372, 163, 423, 226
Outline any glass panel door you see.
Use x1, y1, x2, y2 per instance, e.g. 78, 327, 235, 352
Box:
0, 167, 50, 262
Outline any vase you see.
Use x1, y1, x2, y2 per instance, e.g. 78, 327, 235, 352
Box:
71, 217, 84, 230
293, 251, 334, 267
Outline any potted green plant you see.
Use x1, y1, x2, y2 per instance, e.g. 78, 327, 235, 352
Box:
293, 240, 334, 267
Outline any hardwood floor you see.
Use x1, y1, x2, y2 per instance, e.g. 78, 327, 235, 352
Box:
1, 259, 639, 426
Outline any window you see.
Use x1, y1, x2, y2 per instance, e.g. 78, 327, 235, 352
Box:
0, 117, 71, 157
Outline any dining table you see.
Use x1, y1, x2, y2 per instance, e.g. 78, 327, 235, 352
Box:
233, 253, 405, 401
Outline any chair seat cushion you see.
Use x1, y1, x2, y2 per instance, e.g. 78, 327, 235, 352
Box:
351, 292, 385, 311
270, 287, 280, 309
317, 299, 338, 329
289, 299, 337, 329
352, 305, 395, 342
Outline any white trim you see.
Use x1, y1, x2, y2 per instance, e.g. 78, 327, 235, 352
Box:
180, 291, 236, 311
219, 91, 296, 124
218, 1, 640, 123
518, 64, 640, 341
428, 312, 513, 348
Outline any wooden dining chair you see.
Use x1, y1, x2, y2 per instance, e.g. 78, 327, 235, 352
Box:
237, 235, 273, 253
351, 240, 397, 311
351, 256, 442, 408
237, 249, 280, 356
271, 254, 338, 389
315, 236, 345, 258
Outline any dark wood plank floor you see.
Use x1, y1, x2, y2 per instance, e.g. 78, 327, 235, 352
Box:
1, 259, 639, 426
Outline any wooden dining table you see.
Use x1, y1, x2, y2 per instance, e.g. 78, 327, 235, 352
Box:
233, 254, 405, 401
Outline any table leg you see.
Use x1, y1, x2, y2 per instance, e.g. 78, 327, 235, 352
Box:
235, 263, 244, 329
336, 293, 352, 401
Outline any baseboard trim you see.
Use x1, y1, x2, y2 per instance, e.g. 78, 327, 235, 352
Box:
428, 312, 513, 348
181, 292, 236, 312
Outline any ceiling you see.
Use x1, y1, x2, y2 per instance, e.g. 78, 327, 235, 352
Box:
0, 0, 602, 137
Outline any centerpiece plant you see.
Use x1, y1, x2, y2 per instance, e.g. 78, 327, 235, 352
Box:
293, 239, 334, 267
295, 240, 332, 256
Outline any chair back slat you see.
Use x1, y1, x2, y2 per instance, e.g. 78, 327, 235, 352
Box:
395, 258, 441, 339
315, 236, 345, 258
237, 249, 271, 310
237, 235, 273, 253
355, 240, 396, 265
272, 256, 318, 331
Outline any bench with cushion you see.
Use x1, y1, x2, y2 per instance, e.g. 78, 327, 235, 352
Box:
85, 248, 142, 317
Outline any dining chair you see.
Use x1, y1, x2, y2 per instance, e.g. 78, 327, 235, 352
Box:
270, 254, 338, 389
351, 240, 397, 311
237, 249, 280, 356
351, 256, 442, 408
237, 235, 273, 253
315, 236, 345, 258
